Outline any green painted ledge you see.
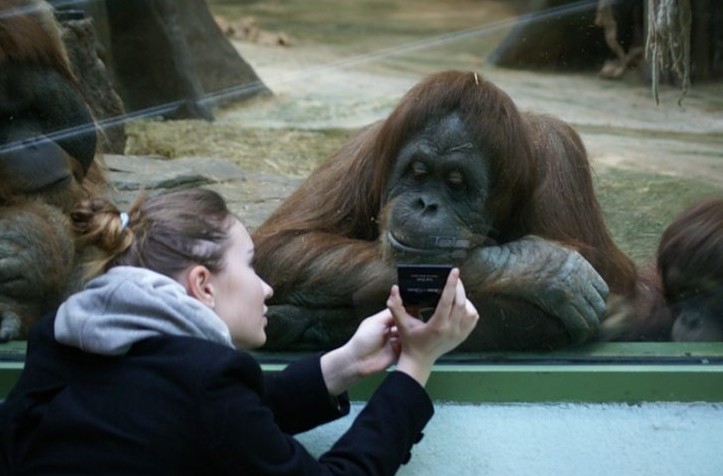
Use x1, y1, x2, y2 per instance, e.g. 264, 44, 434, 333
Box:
3, 341, 723, 403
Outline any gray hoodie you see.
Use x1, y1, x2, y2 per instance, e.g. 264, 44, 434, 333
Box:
55, 266, 234, 355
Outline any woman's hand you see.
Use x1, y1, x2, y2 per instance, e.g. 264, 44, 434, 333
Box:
321, 268, 479, 394
388, 268, 479, 386
321, 309, 400, 396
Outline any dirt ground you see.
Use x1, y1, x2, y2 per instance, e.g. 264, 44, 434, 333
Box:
227, 47, 723, 174
125, 0, 723, 264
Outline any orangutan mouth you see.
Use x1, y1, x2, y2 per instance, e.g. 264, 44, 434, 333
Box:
387, 231, 471, 255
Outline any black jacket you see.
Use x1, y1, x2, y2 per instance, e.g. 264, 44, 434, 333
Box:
0, 313, 433, 475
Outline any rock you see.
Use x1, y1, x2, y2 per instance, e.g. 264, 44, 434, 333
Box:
58, 14, 127, 154
104, 154, 301, 231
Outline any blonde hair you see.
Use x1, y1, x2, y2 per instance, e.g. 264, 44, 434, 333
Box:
71, 188, 236, 281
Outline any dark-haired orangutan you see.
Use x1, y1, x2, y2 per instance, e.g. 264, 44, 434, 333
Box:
0, 0, 108, 341
657, 198, 723, 342
252, 70, 660, 352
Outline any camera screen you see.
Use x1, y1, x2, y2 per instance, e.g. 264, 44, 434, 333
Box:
397, 264, 453, 308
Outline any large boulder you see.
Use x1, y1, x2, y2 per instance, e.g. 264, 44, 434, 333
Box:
51, 0, 271, 121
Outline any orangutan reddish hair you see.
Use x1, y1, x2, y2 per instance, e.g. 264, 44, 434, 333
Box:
0, 0, 109, 340
252, 70, 663, 351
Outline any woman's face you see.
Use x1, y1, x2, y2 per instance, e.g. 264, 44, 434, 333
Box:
210, 220, 273, 349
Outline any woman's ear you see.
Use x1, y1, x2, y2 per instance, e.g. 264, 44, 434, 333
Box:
184, 265, 215, 309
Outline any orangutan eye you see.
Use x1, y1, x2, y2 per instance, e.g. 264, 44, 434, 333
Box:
411, 160, 428, 178
447, 170, 464, 187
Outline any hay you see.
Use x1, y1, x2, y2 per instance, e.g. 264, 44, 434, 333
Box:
124, 119, 350, 178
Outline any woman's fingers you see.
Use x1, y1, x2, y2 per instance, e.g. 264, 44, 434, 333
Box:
455, 273, 467, 307
440, 267, 460, 308
426, 268, 460, 325
387, 285, 412, 332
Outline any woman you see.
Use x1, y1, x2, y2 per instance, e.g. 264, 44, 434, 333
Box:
0, 188, 479, 475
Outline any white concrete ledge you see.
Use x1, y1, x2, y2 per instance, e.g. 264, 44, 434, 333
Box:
298, 402, 723, 476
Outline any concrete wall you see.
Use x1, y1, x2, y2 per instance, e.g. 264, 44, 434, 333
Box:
297, 402, 723, 476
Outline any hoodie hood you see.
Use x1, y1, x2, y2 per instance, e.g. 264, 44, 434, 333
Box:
55, 266, 234, 355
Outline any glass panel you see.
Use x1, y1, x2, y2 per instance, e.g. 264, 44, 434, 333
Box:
0, 0, 721, 361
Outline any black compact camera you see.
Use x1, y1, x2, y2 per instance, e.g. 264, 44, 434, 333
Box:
397, 263, 453, 309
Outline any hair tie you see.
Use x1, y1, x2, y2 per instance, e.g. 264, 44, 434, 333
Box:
119, 212, 130, 230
